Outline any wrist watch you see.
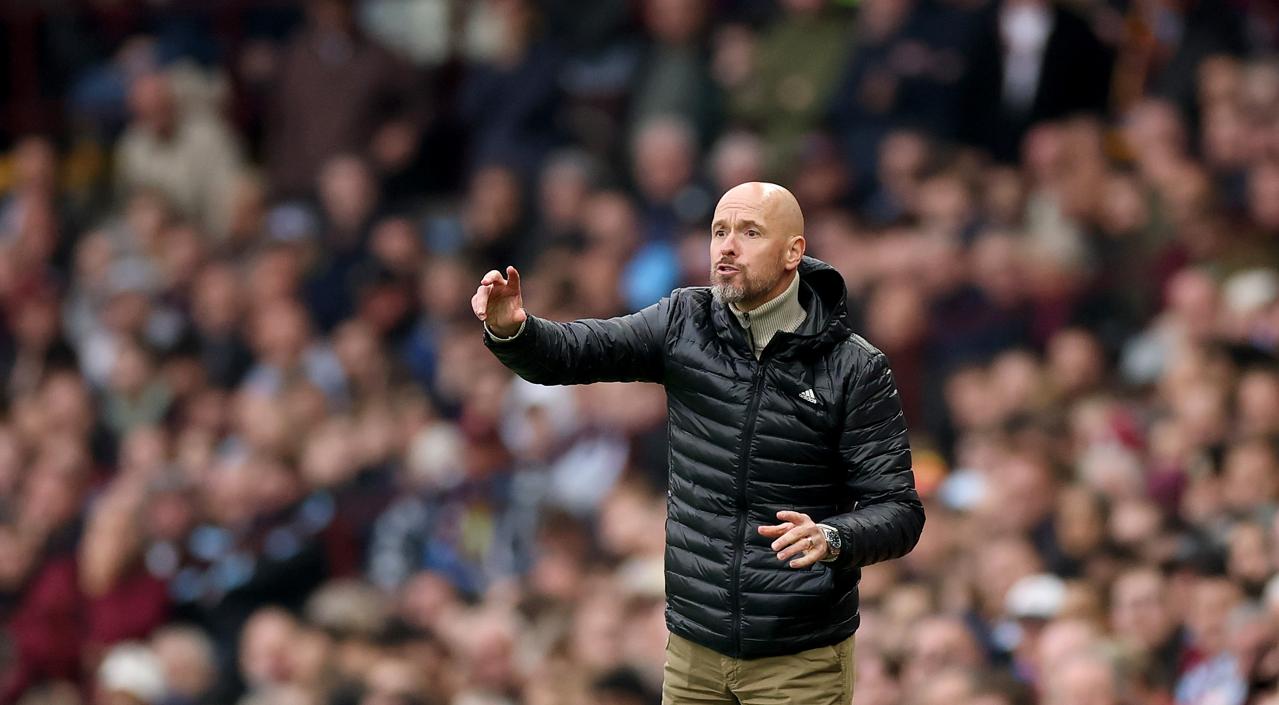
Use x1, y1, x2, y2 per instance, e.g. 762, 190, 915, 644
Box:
816, 524, 842, 563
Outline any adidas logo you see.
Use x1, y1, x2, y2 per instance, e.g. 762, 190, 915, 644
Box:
799, 389, 818, 405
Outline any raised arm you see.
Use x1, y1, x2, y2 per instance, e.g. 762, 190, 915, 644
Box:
472, 266, 668, 385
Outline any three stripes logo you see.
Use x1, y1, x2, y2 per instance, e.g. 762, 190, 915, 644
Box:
799, 389, 818, 405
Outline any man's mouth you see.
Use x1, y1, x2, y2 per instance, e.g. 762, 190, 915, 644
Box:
716, 264, 740, 275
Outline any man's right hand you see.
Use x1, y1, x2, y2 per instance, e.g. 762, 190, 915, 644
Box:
472, 266, 527, 338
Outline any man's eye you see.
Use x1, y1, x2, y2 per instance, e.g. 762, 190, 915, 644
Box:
747, 230, 759, 238
714, 230, 726, 238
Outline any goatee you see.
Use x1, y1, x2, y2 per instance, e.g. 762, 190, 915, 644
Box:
711, 282, 747, 304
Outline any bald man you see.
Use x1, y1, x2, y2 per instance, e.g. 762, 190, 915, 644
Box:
474, 183, 924, 704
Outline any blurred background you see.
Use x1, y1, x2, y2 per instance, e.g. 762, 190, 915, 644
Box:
1, 0, 1279, 704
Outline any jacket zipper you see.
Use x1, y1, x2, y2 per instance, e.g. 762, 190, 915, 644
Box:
730, 361, 768, 657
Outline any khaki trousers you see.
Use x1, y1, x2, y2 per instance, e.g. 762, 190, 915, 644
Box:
662, 632, 855, 705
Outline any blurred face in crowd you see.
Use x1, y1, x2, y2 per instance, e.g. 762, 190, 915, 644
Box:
570, 593, 626, 674
975, 537, 1041, 618
878, 131, 929, 203
1036, 619, 1101, 680
361, 658, 427, 705
989, 453, 1056, 533
644, 0, 706, 44
1248, 161, 1279, 231
418, 257, 469, 322
465, 164, 523, 242
1055, 486, 1106, 560
1228, 522, 1272, 594
1047, 328, 1105, 397
538, 153, 592, 232
369, 217, 422, 274
398, 571, 461, 631
583, 191, 640, 255
0, 428, 21, 500
252, 299, 311, 365
916, 172, 973, 236
1045, 655, 1119, 705
240, 608, 299, 688
192, 262, 242, 334
463, 615, 518, 692
1238, 369, 1279, 433
1222, 439, 1279, 514
709, 182, 805, 310
1202, 103, 1249, 169
308, 0, 355, 35
904, 617, 984, 690
0, 524, 34, 589
22, 438, 87, 534
109, 340, 155, 398
152, 627, 217, 699
12, 295, 59, 351
1111, 568, 1173, 649
710, 131, 765, 195
1188, 578, 1243, 656
1123, 99, 1187, 165
248, 245, 303, 304
1097, 172, 1150, 236
13, 135, 56, 194
633, 117, 696, 204
319, 155, 377, 233
865, 279, 927, 352
129, 72, 176, 136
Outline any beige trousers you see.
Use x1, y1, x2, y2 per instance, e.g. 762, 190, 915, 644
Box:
662, 632, 855, 705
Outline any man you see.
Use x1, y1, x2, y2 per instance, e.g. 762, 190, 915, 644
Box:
472, 182, 924, 703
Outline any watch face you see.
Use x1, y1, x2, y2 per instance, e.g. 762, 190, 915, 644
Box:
824, 527, 840, 549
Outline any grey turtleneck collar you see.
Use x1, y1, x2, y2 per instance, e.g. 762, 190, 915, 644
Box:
728, 271, 806, 359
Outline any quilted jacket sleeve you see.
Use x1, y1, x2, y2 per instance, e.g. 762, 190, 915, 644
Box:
482, 297, 669, 385
822, 351, 925, 570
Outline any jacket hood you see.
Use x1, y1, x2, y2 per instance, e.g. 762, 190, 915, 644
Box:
712, 255, 851, 360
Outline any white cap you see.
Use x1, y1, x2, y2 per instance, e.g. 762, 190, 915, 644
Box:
98, 642, 166, 703
1005, 573, 1066, 620
1224, 268, 1279, 315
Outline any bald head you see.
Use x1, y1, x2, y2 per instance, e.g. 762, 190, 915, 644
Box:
715, 182, 805, 240
709, 182, 806, 310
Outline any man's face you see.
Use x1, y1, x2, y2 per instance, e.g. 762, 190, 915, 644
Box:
709, 187, 801, 308
1112, 570, 1172, 647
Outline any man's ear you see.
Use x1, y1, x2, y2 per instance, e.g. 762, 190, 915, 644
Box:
786, 235, 806, 270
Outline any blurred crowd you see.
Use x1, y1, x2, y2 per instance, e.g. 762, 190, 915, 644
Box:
2, 0, 1279, 704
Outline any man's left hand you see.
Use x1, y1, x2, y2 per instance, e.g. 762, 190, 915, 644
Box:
758, 510, 828, 568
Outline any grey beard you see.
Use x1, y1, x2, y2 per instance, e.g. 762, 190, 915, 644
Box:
711, 282, 746, 304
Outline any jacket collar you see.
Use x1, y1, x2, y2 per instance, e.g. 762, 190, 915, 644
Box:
711, 256, 851, 361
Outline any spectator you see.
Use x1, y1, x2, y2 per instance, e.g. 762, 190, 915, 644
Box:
720, 0, 854, 179
265, 0, 424, 199
629, 0, 720, 143
957, 0, 1113, 162
114, 71, 244, 238
457, 0, 562, 178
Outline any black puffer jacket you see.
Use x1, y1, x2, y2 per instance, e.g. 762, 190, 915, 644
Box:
485, 256, 923, 658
